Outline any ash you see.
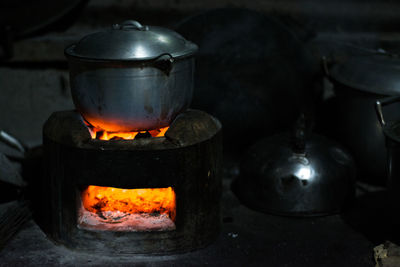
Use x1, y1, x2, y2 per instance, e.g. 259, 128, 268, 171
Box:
77, 205, 175, 232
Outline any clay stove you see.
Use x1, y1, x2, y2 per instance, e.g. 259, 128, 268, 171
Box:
38, 109, 222, 254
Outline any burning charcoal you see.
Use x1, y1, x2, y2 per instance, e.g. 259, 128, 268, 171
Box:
135, 131, 152, 139
148, 129, 161, 137
79, 186, 176, 231
150, 211, 161, 217
95, 131, 105, 139
89, 126, 169, 140
110, 136, 124, 141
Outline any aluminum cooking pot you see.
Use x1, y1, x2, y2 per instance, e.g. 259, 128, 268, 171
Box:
319, 53, 400, 185
65, 20, 198, 132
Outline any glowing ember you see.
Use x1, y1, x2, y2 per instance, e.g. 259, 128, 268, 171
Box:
88, 126, 169, 140
78, 186, 176, 231
82, 186, 176, 220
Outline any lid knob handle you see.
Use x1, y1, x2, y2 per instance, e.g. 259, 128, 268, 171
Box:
113, 20, 149, 31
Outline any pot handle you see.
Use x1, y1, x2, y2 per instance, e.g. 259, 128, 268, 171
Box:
375, 96, 400, 127
153, 53, 174, 76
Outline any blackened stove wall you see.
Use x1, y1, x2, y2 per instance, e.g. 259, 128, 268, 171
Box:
38, 109, 222, 255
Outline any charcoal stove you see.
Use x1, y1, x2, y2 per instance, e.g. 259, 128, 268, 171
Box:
37, 109, 222, 254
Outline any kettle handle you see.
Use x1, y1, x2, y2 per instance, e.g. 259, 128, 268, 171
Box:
113, 20, 149, 31
375, 96, 400, 127
321, 56, 330, 76
292, 113, 306, 154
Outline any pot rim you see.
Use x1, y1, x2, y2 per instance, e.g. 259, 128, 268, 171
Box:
329, 54, 400, 96
64, 20, 199, 62
65, 43, 197, 63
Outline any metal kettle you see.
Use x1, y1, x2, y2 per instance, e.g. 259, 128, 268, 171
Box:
233, 114, 356, 216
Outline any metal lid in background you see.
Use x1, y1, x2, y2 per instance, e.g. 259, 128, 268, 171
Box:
329, 54, 400, 96
65, 20, 198, 61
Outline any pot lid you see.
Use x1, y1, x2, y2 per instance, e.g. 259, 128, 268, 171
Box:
65, 20, 198, 61
329, 54, 400, 95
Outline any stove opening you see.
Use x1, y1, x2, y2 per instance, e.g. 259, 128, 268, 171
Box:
77, 186, 176, 232
87, 125, 169, 140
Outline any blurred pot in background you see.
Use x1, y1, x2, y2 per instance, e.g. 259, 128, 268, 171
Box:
318, 53, 400, 185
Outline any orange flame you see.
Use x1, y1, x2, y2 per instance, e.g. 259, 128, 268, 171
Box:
88, 126, 169, 140
81, 186, 176, 221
